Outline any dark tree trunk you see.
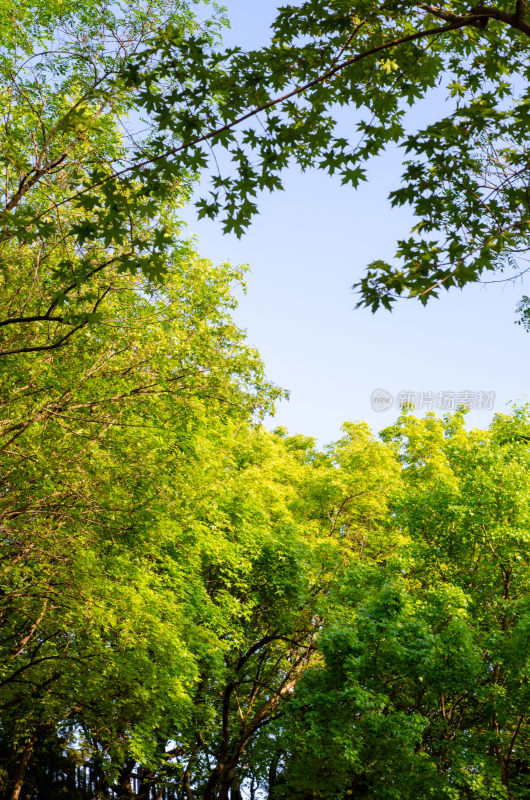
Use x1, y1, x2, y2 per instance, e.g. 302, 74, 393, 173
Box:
136, 766, 157, 800
203, 762, 240, 800
230, 778, 243, 800
115, 759, 137, 799
267, 752, 280, 799
10, 731, 39, 800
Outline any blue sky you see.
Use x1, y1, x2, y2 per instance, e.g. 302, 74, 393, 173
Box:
181, 0, 530, 445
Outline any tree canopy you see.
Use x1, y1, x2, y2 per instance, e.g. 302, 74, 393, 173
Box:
1, 2, 530, 800
5, 1, 530, 315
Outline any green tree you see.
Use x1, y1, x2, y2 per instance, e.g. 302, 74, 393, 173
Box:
106, 1, 530, 308
3, 3, 530, 798
0, 0, 224, 354
0, 231, 280, 796
1, 386, 400, 797
276, 410, 530, 800
5, 1, 530, 318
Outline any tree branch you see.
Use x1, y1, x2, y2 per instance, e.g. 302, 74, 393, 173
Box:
0, 11, 491, 241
